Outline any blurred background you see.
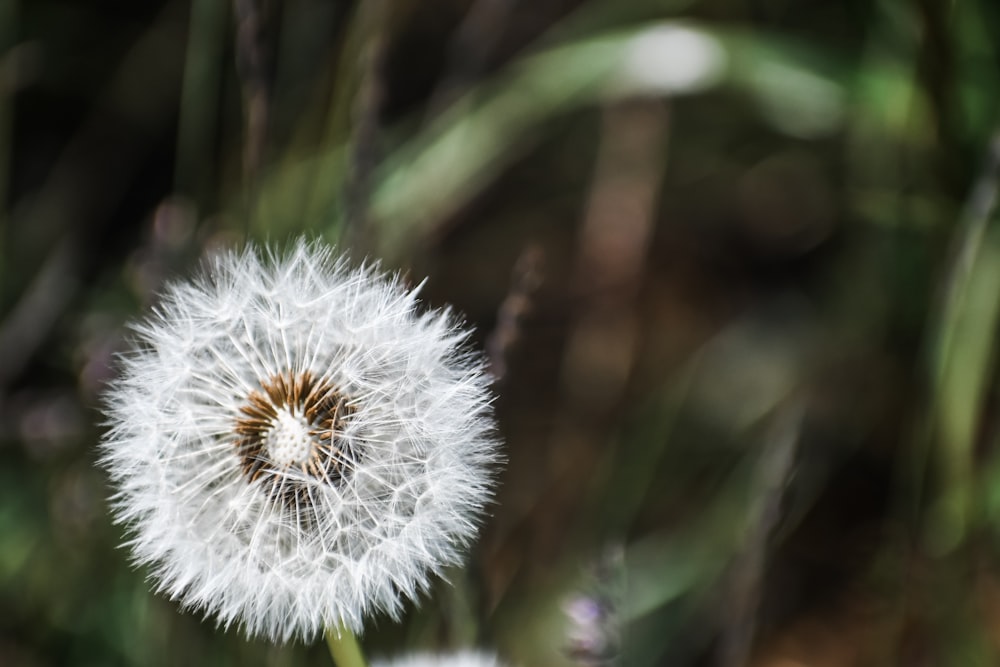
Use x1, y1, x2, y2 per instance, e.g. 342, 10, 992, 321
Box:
3, 0, 1000, 665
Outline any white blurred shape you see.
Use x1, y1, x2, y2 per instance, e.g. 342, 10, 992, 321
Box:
616, 25, 727, 96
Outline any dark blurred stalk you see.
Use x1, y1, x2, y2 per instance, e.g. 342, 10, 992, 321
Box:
425, 0, 514, 116
175, 0, 228, 207
0, 3, 185, 387
233, 0, 277, 230
0, 0, 16, 299
341, 0, 386, 253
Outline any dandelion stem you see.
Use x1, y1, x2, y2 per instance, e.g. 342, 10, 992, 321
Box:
325, 625, 368, 667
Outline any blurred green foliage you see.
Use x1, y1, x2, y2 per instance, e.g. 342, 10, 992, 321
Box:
4, 0, 1000, 665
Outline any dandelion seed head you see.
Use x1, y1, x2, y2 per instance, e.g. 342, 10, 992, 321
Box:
266, 409, 313, 464
99, 240, 500, 642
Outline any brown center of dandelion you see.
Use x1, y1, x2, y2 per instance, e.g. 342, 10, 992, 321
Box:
234, 370, 357, 507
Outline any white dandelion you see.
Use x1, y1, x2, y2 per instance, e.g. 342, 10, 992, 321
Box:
99, 240, 500, 643
371, 651, 509, 667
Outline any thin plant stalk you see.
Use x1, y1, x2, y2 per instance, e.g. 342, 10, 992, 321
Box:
325, 625, 368, 667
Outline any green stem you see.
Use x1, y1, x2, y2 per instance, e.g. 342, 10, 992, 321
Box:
325, 625, 367, 667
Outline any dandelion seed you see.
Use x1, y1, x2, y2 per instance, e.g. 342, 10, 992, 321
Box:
99, 240, 500, 642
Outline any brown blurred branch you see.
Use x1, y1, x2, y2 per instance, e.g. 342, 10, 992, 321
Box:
486, 243, 544, 382
544, 99, 669, 556
561, 99, 667, 411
